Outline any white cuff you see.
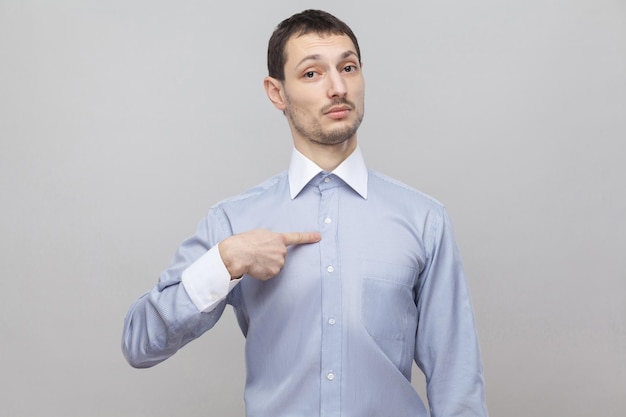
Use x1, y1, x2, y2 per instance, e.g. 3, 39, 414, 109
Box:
182, 245, 241, 312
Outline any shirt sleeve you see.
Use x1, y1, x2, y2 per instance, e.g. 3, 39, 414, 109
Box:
121, 207, 238, 368
414, 208, 489, 417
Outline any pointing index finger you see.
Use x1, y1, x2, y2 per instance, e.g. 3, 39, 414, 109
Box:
282, 232, 322, 246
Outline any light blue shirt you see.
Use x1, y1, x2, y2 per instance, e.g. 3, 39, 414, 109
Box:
122, 147, 488, 417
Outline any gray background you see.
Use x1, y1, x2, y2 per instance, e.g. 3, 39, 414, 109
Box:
1, 0, 624, 416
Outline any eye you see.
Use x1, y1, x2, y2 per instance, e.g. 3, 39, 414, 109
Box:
343, 65, 358, 73
304, 71, 317, 79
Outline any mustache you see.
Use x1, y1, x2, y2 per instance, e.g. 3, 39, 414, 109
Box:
321, 98, 355, 114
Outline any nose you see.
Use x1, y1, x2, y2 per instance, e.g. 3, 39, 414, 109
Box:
327, 69, 347, 98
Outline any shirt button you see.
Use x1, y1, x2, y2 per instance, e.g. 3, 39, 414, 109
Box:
324, 217, 332, 224
327, 372, 335, 381
327, 266, 334, 273
328, 318, 336, 325
324, 177, 331, 183
208, 292, 218, 301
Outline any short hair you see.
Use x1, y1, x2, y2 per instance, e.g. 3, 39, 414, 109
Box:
267, 9, 361, 81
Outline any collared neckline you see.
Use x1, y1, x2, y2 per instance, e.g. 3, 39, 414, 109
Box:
288, 146, 368, 199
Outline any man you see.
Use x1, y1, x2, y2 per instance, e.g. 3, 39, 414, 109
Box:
123, 9, 488, 417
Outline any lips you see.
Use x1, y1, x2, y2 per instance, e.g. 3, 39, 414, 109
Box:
324, 105, 352, 119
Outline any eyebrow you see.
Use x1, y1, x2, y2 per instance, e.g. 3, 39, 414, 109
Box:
296, 50, 358, 68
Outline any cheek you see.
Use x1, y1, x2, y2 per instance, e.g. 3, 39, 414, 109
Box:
287, 90, 318, 112
353, 81, 365, 99
347, 80, 365, 102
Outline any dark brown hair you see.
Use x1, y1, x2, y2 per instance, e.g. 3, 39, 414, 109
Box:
267, 9, 361, 80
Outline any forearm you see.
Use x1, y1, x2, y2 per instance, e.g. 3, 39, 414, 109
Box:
122, 209, 234, 367
122, 278, 227, 368
419, 304, 488, 417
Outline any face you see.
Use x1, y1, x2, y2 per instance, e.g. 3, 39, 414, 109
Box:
267, 33, 365, 148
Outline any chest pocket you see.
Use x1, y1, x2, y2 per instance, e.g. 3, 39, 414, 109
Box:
361, 260, 418, 364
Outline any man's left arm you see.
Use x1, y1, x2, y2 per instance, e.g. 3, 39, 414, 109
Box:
414, 208, 489, 417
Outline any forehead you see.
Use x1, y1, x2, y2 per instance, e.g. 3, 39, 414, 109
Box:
284, 33, 357, 67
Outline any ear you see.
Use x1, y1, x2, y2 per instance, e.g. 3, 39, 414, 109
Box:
264, 76, 286, 111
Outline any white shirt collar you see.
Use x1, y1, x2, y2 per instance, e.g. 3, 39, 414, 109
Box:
288, 146, 368, 199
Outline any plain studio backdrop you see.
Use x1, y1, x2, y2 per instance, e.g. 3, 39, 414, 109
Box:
1, 1, 624, 416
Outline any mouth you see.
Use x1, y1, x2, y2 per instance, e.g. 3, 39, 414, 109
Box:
324, 105, 352, 119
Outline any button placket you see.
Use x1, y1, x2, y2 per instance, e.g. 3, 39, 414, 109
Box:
318, 178, 341, 410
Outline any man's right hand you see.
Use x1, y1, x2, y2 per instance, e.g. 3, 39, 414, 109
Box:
217, 229, 321, 280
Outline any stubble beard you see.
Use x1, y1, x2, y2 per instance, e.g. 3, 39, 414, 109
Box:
285, 97, 364, 146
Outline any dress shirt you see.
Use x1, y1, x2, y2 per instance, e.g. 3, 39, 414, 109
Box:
122, 147, 489, 417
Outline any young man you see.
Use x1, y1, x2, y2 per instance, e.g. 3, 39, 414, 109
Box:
123, 9, 488, 417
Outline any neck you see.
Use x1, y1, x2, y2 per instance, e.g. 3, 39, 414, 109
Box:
293, 137, 357, 171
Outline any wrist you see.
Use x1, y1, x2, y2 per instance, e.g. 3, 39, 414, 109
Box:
218, 238, 246, 279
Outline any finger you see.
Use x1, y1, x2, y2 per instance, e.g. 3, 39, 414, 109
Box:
282, 231, 322, 246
